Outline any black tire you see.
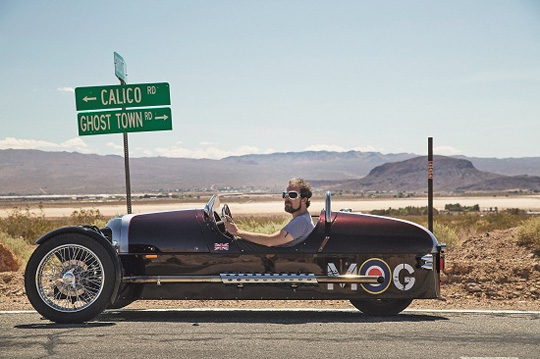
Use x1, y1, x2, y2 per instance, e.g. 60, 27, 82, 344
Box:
350, 298, 413, 316
24, 233, 117, 323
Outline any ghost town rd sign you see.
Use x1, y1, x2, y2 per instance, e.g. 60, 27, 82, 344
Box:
78, 107, 172, 136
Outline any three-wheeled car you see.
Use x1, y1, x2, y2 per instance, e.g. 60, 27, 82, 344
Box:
25, 192, 445, 323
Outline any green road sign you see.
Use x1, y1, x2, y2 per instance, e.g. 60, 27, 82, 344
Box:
78, 107, 172, 136
75, 82, 170, 111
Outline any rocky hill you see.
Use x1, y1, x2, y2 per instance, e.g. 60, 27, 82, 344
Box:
320, 156, 540, 193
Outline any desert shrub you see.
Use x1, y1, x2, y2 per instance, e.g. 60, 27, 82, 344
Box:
0, 207, 108, 270
69, 209, 107, 228
516, 216, 540, 253
0, 230, 34, 267
371, 206, 436, 216
432, 222, 459, 248
0, 207, 108, 245
505, 208, 527, 215
468, 211, 528, 233
0, 206, 57, 244
444, 203, 480, 212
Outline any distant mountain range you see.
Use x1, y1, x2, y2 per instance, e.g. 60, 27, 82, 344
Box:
1, 149, 540, 195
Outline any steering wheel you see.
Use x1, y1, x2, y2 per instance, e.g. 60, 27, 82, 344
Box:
214, 204, 233, 235
222, 204, 232, 221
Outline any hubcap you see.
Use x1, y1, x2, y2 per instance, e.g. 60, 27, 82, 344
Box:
62, 271, 75, 286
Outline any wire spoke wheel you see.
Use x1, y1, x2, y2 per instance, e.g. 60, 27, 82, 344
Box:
37, 244, 105, 312
25, 232, 117, 323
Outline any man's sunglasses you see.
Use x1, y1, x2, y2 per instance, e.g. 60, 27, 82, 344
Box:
282, 191, 302, 199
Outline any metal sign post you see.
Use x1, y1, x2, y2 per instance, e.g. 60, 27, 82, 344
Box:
428, 137, 434, 233
123, 131, 132, 215
114, 52, 132, 214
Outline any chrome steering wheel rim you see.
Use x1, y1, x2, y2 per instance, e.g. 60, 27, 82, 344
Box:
35, 244, 105, 312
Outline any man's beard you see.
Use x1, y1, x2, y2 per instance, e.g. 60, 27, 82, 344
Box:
285, 201, 301, 214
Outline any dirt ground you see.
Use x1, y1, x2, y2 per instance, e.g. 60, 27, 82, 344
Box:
1, 227, 539, 312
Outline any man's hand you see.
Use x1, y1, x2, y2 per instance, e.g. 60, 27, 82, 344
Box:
224, 215, 239, 235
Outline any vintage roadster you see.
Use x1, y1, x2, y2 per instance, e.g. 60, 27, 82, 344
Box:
25, 192, 445, 323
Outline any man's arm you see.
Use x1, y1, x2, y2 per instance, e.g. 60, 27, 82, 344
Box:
224, 217, 293, 246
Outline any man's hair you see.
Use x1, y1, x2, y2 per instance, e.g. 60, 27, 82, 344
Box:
288, 177, 312, 208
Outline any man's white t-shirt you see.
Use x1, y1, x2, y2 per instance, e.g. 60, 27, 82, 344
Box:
279, 212, 315, 247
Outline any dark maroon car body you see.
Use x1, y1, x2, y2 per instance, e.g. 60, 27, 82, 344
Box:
25, 193, 445, 323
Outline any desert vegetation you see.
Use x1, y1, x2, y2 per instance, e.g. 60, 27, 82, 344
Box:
0, 207, 107, 267
517, 215, 540, 254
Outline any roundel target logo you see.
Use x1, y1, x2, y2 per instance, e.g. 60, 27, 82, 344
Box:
359, 258, 391, 294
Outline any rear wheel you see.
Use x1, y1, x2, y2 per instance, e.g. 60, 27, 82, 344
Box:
24, 233, 117, 323
350, 298, 413, 316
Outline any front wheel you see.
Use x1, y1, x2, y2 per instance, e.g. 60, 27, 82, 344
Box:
24, 233, 117, 323
350, 298, 413, 316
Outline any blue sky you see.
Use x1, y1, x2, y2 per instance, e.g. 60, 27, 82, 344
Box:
1, 0, 540, 159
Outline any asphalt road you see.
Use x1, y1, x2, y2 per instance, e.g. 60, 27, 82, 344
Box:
1, 309, 539, 359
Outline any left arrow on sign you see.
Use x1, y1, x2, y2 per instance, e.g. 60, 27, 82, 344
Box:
83, 96, 97, 102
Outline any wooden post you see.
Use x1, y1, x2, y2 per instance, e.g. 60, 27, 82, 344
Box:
428, 137, 433, 232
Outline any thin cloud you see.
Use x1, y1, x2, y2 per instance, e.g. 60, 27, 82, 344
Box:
434, 145, 462, 156
152, 145, 275, 159
62, 138, 87, 148
0, 137, 89, 152
305, 144, 379, 152
57, 87, 75, 93
106, 142, 124, 151
305, 144, 347, 152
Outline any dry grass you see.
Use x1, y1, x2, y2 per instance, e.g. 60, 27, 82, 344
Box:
0, 207, 107, 245
516, 216, 540, 254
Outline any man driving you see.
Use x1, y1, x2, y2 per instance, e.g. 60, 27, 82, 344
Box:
224, 178, 315, 247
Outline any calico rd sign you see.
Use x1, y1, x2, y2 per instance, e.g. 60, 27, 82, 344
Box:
75, 82, 170, 111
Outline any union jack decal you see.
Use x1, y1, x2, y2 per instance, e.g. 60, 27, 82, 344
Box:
214, 242, 229, 251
